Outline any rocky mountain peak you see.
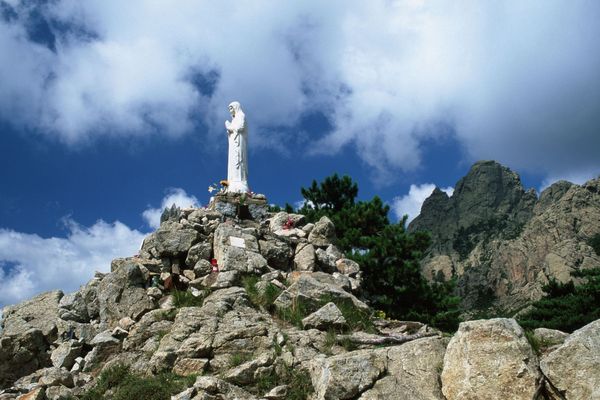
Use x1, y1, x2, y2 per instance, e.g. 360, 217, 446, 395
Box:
409, 161, 600, 314
409, 160, 537, 255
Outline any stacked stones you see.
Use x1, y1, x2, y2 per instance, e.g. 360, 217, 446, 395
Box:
136, 207, 363, 297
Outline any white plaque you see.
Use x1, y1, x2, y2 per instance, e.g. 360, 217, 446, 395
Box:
229, 236, 246, 248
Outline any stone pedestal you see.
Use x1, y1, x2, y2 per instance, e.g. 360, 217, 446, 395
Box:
209, 192, 268, 220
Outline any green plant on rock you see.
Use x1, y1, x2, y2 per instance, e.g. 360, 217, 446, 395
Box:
324, 328, 337, 355
255, 368, 279, 394
172, 289, 207, 308
285, 368, 314, 400
277, 297, 310, 329
79, 365, 194, 400
318, 295, 375, 333
228, 352, 253, 368
589, 233, 600, 256
524, 330, 541, 355
252, 363, 314, 400
242, 275, 282, 312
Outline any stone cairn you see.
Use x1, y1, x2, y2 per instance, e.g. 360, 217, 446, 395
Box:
0, 198, 597, 400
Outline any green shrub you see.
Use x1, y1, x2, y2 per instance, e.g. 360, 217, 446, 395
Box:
112, 373, 192, 400
589, 233, 600, 256
172, 289, 207, 308
228, 352, 253, 368
318, 295, 374, 333
253, 364, 314, 400
277, 297, 310, 328
286, 369, 314, 400
293, 174, 461, 332
524, 330, 541, 355
255, 368, 279, 393
324, 328, 337, 355
79, 365, 194, 400
518, 267, 600, 333
242, 275, 283, 312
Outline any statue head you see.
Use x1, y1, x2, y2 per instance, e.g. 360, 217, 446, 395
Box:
228, 101, 242, 118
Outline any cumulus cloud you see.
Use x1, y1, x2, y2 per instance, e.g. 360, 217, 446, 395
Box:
392, 183, 453, 224
0, 187, 201, 311
0, 0, 599, 181
0, 219, 145, 310
142, 188, 199, 229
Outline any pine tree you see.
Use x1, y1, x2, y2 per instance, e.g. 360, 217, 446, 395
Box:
518, 268, 600, 333
295, 174, 461, 331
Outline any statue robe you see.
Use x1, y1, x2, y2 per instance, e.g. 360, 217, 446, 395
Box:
226, 106, 249, 193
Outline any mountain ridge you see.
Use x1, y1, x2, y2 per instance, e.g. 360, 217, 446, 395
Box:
409, 160, 600, 314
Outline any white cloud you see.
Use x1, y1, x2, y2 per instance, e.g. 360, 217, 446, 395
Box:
0, 219, 146, 310
142, 188, 199, 229
0, 1, 599, 180
392, 183, 453, 224
0, 188, 202, 312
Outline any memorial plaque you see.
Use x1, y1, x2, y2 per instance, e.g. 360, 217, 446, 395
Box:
229, 236, 246, 248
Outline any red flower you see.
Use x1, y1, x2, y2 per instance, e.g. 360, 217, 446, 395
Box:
283, 217, 294, 230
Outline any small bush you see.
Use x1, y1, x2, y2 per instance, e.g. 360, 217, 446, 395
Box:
324, 329, 337, 355
172, 289, 206, 308
524, 330, 541, 355
339, 336, 358, 352
518, 267, 600, 333
255, 368, 279, 393
319, 295, 374, 333
228, 352, 253, 368
253, 364, 314, 400
243, 275, 283, 312
112, 373, 192, 400
277, 297, 310, 328
589, 233, 600, 256
79, 365, 194, 400
286, 368, 314, 400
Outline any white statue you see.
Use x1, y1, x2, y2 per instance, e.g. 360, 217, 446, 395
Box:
224, 101, 249, 193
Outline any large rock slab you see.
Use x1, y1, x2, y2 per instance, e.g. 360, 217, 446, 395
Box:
96, 260, 155, 327
50, 340, 82, 369
302, 302, 346, 330
140, 221, 200, 258
294, 242, 316, 272
0, 291, 64, 388
359, 337, 447, 400
540, 319, 600, 400
185, 241, 212, 266
259, 237, 293, 270
274, 273, 368, 313
309, 350, 386, 399
1, 291, 63, 339
212, 224, 267, 276
441, 318, 540, 400
308, 216, 336, 247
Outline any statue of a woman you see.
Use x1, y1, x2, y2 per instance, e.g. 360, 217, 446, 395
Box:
224, 101, 249, 193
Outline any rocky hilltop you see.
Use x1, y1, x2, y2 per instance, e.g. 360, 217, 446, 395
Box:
409, 160, 600, 313
1, 195, 599, 399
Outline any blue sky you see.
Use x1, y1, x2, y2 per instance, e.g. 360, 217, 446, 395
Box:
1, 0, 599, 309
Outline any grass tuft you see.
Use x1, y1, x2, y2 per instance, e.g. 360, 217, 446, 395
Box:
228, 352, 253, 368
172, 289, 207, 308
79, 365, 194, 400
243, 275, 283, 312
